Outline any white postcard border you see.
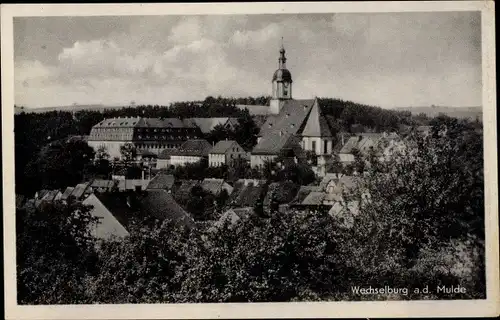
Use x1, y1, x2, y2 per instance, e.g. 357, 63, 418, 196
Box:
2, 2, 498, 319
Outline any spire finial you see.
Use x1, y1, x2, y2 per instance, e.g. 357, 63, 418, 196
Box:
280, 36, 285, 51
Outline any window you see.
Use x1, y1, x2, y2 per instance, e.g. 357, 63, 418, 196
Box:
312, 141, 317, 153
324, 140, 328, 154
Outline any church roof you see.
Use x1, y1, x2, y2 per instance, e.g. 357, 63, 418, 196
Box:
258, 99, 315, 137
301, 100, 335, 137
252, 132, 299, 155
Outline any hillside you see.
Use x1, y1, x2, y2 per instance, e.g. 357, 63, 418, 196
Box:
14, 104, 127, 115
394, 106, 482, 121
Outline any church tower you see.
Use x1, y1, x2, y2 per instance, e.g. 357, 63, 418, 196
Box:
270, 39, 292, 114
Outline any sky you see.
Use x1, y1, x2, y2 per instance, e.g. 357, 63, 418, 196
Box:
14, 12, 481, 109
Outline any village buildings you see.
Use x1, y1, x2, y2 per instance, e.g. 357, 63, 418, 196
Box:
208, 140, 248, 167
157, 139, 213, 168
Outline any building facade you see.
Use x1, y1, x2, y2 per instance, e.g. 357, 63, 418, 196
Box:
208, 140, 248, 167
88, 117, 204, 159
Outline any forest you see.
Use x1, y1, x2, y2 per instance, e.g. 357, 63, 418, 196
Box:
14, 97, 485, 303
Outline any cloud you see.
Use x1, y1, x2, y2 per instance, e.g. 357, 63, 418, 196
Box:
14, 13, 482, 108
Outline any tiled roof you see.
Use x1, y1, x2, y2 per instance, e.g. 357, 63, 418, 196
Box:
117, 179, 149, 191
258, 99, 315, 137
301, 191, 326, 205
201, 178, 224, 195
159, 139, 212, 158
139, 190, 195, 228
83, 194, 130, 240
37, 189, 50, 200
328, 201, 361, 228
210, 140, 238, 154
301, 100, 334, 137
91, 179, 116, 190
95, 117, 141, 128
252, 132, 301, 155
292, 185, 322, 204
213, 207, 254, 229
228, 180, 267, 208
95, 191, 194, 230
174, 180, 200, 201
61, 187, 75, 200
188, 117, 235, 134
338, 133, 398, 154
71, 182, 91, 200
147, 173, 175, 190
41, 190, 61, 202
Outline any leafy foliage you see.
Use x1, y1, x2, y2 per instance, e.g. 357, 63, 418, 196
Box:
17, 202, 99, 304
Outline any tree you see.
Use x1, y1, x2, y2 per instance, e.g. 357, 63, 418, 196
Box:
120, 143, 137, 163
332, 119, 485, 298
16, 201, 99, 304
25, 139, 95, 192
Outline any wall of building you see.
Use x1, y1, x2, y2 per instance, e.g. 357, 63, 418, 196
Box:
301, 137, 333, 155
170, 155, 203, 167
339, 153, 355, 164
88, 140, 128, 159
156, 159, 171, 169
209, 154, 225, 167
251, 154, 277, 168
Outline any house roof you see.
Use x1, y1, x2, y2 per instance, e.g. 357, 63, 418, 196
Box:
228, 180, 267, 208
301, 191, 326, 205
83, 194, 130, 240
213, 207, 254, 229
41, 190, 61, 202
158, 139, 212, 158
37, 189, 49, 199
61, 187, 75, 200
117, 179, 148, 191
252, 132, 301, 155
338, 133, 398, 155
147, 173, 175, 190
291, 185, 322, 204
174, 180, 200, 200
94, 117, 141, 128
187, 117, 236, 134
95, 190, 194, 230
210, 140, 239, 154
91, 179, 116, 189
139, 190, 195, 228
71, 182, 91, 200
328, 200, 360, 221
201, 178, 225, 195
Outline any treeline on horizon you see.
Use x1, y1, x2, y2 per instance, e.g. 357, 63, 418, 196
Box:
14, 95, 456, 197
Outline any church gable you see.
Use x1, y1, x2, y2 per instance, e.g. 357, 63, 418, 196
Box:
300, 99, 334, 137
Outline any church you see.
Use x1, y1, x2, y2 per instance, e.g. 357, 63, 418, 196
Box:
249, 42, 337, 176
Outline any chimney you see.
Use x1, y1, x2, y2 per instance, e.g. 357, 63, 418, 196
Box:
279, 130, 283, 137
341, 133, 345, 146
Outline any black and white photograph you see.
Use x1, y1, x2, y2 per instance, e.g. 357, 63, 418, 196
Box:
2, 2, 498, 319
